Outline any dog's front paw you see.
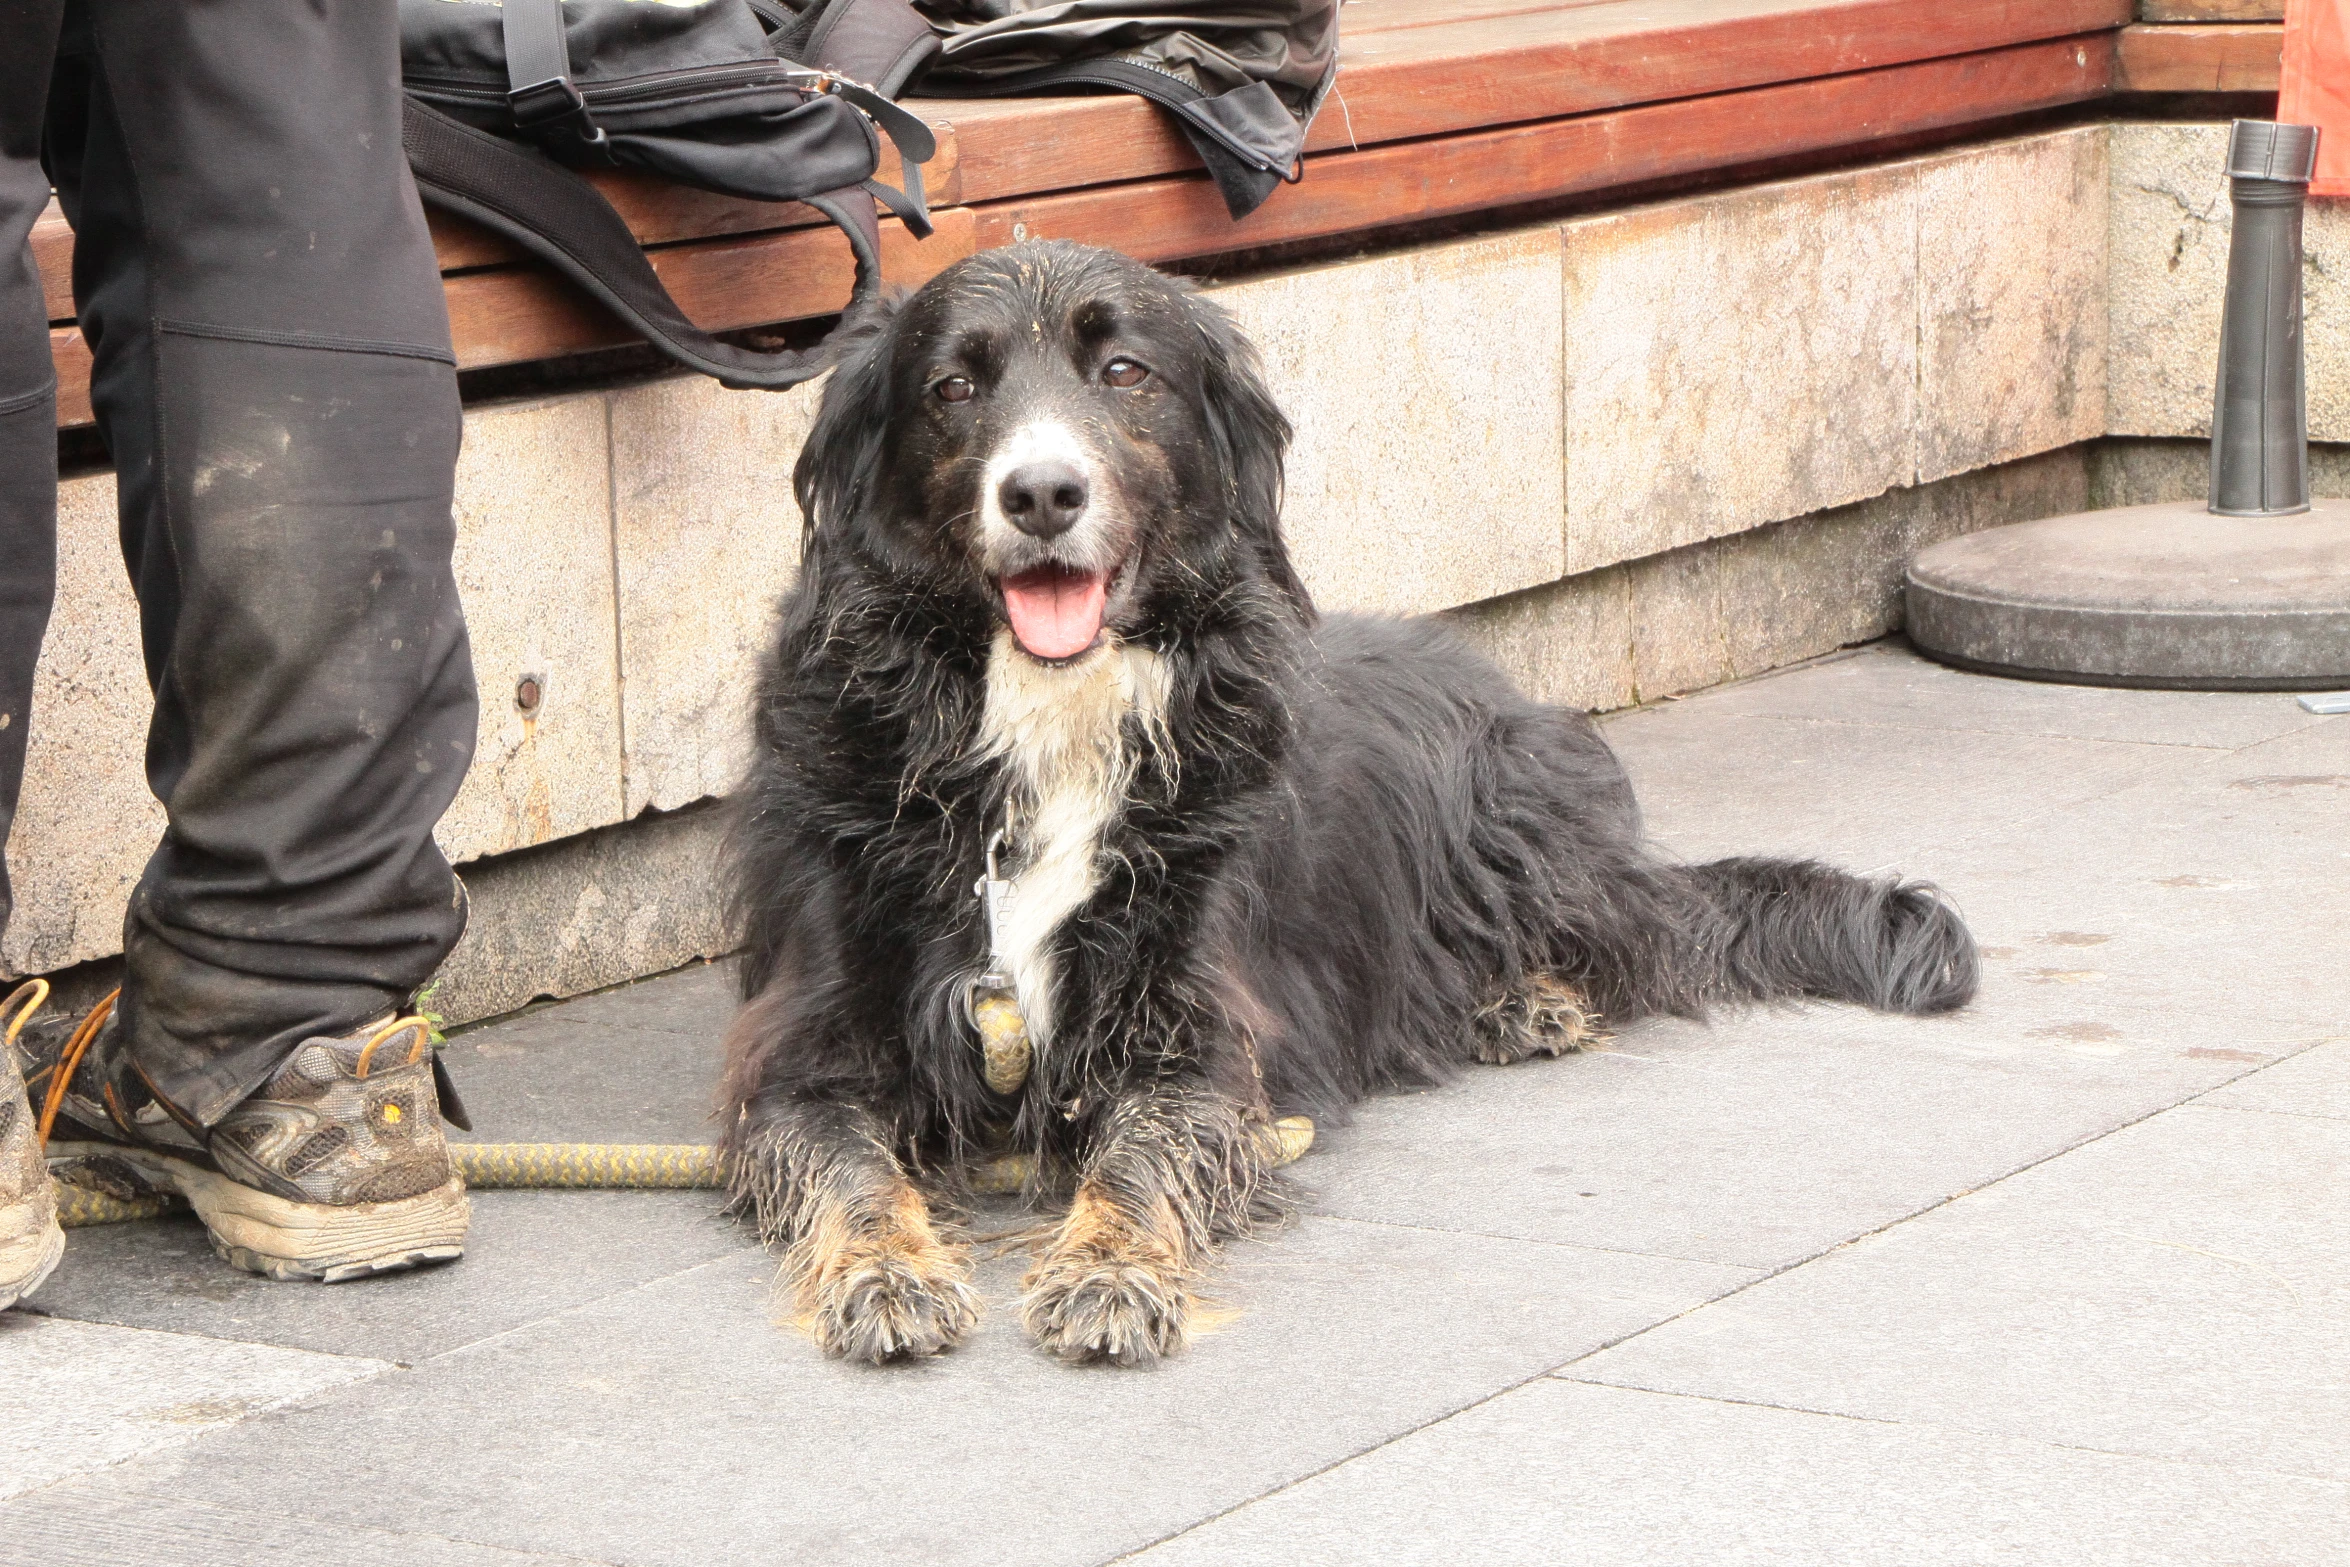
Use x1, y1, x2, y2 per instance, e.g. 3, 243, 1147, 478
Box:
1021, 1250, 1191, 1366
1021, 1186, 1196, 1366
796, 1240, 980, 1364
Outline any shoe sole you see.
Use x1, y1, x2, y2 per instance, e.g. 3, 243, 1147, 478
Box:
49, 1141, 469, 1283
0, 1212, 65, 1310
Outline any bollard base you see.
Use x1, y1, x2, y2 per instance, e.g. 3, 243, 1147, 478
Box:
1903, 499, 2350, 691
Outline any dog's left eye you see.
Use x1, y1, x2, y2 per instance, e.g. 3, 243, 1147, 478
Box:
935, 376, 974, 404
1102, 358, 1149, 389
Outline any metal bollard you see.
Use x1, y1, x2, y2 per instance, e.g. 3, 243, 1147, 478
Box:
2210, 120, 2321, 518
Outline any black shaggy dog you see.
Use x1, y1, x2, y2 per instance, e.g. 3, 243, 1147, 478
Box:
722, 240, 1977, 1366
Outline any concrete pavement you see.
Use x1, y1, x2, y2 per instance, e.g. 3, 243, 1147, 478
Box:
5, 641, 2343, 1565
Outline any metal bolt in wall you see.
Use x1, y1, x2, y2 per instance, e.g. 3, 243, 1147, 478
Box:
515, 675, 545, 716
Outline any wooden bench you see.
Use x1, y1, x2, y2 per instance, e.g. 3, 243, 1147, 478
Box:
38, 0, 2277, 430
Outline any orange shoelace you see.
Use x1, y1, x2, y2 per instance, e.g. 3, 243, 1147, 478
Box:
2, 978, 47, 1051
354, 1016, 433, 1079
32, 986, 119, 1146
12, 989, 428, 1146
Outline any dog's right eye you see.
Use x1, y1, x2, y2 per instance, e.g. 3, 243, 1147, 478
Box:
934, 376, 974, 404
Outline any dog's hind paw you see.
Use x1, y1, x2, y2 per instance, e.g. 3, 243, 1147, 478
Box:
1020, 1256, 1190, 1366
1471, 974, 1602, 1065
798, 1248, 980, 1364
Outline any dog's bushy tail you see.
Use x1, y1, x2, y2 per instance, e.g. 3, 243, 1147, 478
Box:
1684, 857, 1978, 1015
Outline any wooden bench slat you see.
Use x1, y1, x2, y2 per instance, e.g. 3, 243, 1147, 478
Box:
2115, 21, 2282, 91
50, 329, 89, 427
428, 135, 957, 273
971, 34, 2115, 266
1335, 0, 1632, 35
934, 0, 2133, 205
2137, 1, 2282, 21
1306, 0, 2129, 150
33, 205, 70, 323
445, 207, 974, 371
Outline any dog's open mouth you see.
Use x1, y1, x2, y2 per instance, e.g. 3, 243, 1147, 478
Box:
1000, 564, 1113, 661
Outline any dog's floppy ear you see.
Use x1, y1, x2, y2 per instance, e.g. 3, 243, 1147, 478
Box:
1189, 291, 1312, 615
792, 295, 905, 551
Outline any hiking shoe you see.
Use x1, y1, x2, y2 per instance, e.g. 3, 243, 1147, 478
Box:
1, 982, 65, 1309
29, 1003, 470, 1283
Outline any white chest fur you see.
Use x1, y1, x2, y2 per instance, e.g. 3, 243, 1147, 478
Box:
975, 629, 1171, 1045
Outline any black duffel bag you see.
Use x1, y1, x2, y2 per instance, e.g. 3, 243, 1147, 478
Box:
909, 0, 1338, 220
399, 0, 939, 390
692, 0, 1340, 225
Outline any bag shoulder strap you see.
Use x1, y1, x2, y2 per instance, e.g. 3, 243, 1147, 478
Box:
499, 0, 610, 155
402, 96, 879, 392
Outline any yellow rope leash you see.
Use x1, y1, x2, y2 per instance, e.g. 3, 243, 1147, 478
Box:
50, 1118, 1318, 1227
448, 1142, 724, 1189
53, 1184, 179, 1227
23, 976, 1319, 1228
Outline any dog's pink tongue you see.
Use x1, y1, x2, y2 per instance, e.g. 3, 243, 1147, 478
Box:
1001, 567, 1108, 660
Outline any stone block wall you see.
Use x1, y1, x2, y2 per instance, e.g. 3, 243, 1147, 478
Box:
6, 122, 2291, 1017
2109, 123, 2350, 442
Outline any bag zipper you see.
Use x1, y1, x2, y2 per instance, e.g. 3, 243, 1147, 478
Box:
406, 60, 801, 109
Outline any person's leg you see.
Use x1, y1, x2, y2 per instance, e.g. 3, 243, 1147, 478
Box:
49, 0, 478, 1129
17, 0, 479, 1280
0, 0, 66, 1312
0, 0, 63, 940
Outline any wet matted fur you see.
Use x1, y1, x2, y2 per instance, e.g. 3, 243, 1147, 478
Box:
720, 241, 1979, 1365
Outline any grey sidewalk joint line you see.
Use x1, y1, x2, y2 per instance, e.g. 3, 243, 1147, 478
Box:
2186, 1100, 2350, 1125
1179, 982, 2350, 1561
1609, 645, 1876, 718
1720, 709, 2251, 754
1096, 1368, 1566, 1567
10, 1310, 401, 1373
1532, 1060, 2300, 1378
1543, 1377, 2350, 1489
0, 1353, 399, 1520
418, 1241, 773, 1367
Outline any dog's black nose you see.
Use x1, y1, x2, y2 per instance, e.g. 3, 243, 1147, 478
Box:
998, 462, 1089, 538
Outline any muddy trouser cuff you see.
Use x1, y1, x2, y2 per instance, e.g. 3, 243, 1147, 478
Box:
37, 0, 479, 1128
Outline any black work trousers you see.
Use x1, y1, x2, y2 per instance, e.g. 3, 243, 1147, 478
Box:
1, 0, 478, 1127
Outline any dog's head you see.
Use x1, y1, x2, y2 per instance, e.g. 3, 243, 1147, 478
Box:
794, 241, 1309, 662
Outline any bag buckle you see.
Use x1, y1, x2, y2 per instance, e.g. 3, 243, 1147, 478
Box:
507, 76, 607, 150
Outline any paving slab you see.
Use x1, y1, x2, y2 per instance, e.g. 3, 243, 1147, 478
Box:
1124, 1379, 2350, 1567
1909, 717, 2350, 1040
1678, 643, 2330, 751
469, 957, 738, 1042
2199, 1039, 2350, 1121
24, 1193, 750, 1364
1925, 947, 2328, 1088
29, 962, 750, 1363
1301, 993, 2266, 1271
0, 1490, 607, 1567
48, 1216, 1749, 1567
1600, 704, 2191, 870
440, 964, 734, 1146
0, 1313, 387, 1504
1572, 1101, 2350, 1480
